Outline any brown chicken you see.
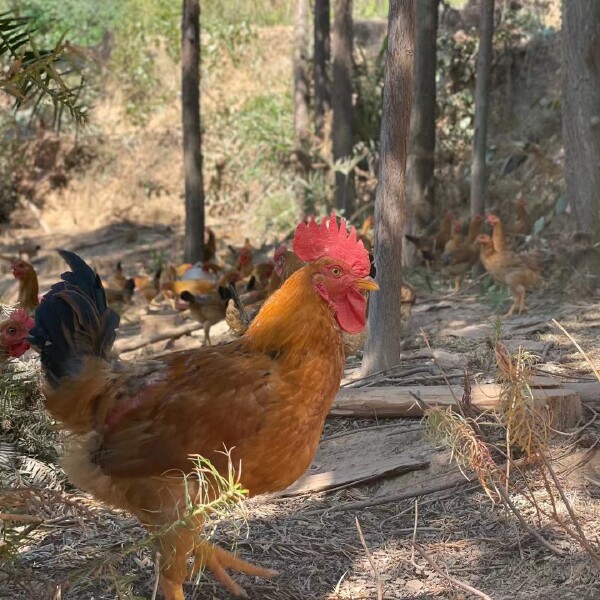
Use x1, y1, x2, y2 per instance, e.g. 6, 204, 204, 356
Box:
441, 214, 484, 290
405, 211, 453, 266
228, 238, 254, 278
357, 215, 374, 252
11, 259, 39, 314
103, 261, 136, 306
30, 216, 378, 600
179, 288, 230, 346
204, 227, 217, 263
486, 213, 508, 251
477, 234, 542, 316
442, 220, 464, 254
265, 244, 305, 296
0, 309, 35, 362
487, 214, 542, 271
134, 268, 162, 303
512, 197, 531, 237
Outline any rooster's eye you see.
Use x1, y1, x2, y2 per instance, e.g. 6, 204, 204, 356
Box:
7, 327, 16, 335
331, 267, 342, 277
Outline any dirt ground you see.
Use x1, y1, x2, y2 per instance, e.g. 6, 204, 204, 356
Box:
1, 222, 599, 600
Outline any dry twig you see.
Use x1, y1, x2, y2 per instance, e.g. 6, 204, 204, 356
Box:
411, 541, 493, 600
355, 517, 383, 600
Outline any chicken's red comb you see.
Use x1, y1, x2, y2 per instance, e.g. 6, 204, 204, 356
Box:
8, 308, 34, 329
293, 213, 370, 276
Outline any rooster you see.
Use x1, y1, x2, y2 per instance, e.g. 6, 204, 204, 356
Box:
0, 309, 35, 362
30, 215, 378, 600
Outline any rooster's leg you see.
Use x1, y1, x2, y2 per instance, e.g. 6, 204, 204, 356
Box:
156, 527, 195, 600
191, 541, 278, 598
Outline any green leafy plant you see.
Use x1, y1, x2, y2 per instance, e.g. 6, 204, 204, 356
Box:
0, 10, 88, 125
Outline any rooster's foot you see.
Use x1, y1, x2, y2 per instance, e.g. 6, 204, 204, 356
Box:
192, 542, 278, 597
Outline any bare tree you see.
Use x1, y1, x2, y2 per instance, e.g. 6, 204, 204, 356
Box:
404, 0, 439, 267
332, 0, 355, 216
182, 0, 205, 263
314, 0, 331, 138
362, 0, 415, 375
294, 0, 311, 187
469, 0, 495, 217
562, 1, 600, 240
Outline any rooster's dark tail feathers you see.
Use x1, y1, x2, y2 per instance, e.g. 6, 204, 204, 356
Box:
29, 250, 119, 386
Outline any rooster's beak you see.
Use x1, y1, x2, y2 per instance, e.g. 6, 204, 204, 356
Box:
356, 276, 379, 291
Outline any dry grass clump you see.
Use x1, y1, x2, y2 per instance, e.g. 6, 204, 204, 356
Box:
426, 335, 600, 569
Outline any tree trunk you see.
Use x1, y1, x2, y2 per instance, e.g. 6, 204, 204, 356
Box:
362, 0, 415, 376
294, 0, 311, 205
181, 0, 205, 263
404, 0, 438, 267
332, 0, 355, 216
469, 0, 494, 218
314, 0, 331, 138
562, 1, 600, 241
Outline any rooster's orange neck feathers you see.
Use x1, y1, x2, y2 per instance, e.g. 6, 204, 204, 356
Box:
245, 264, 344, 365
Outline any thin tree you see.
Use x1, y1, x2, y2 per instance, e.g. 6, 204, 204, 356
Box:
293, 0, 311, 211
182, 0, 205, 263
562, 1, 600, 240
332, 0, 355, 216
404, 0, 439, 267
469, 0, 495, 217
313, 0, 331, 138
362, 0, 415, 375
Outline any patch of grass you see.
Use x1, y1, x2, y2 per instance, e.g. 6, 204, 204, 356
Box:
254, 182, 298, 237
235, 92, 293, 169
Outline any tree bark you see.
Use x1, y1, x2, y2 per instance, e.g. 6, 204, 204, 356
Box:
332, 0, 355, 216
181, 0, 205, 263
469, 0, 494, 218
404, 0, 438, 267
362, 0, 415, 375
314, 0, 331, 138
562, 1, 600, 241
294, 0, 311, 190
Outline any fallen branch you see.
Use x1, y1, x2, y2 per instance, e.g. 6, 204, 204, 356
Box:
279, 456, 429, 497
332, 384, 582, 430
115, 322, 202, 354
355, 518, 383, 600
303, 470, 476, 515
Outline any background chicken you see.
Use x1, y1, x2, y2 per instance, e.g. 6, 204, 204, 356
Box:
30, 215, 377, 600
405, 211, 453, 266
178, 287, 231, 346
103, 261, 136, 306
9, 259, 39, 314
477, 233, 542, 316
512, 196, 531, 237
0, 309, 35, 362
441, 214, 484, 290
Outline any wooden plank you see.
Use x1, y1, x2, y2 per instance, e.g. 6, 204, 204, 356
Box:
331, 383, 582, 430
279, 455, 430, 497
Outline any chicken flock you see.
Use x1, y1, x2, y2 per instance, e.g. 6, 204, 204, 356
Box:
0, 203, 547, 599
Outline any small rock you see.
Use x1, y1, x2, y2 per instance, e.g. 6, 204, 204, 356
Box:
405, 579, 424, 593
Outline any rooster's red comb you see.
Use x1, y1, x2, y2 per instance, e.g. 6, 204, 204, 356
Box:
293, 213, 370, 276
7, 308, 34, 330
